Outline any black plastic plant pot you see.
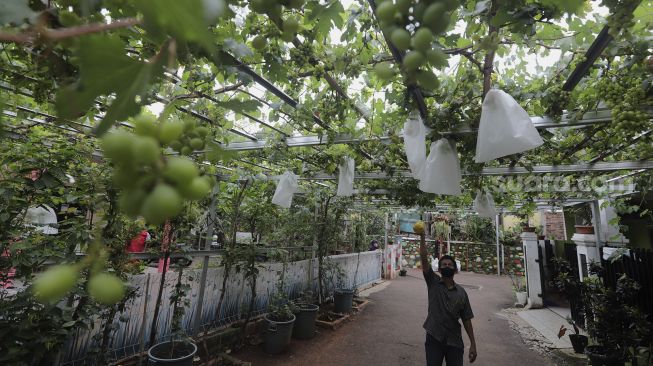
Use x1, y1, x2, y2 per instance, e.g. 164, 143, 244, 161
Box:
569, 334, 588, 354
148, 340, 197, 366
263, 313, 296, 354
334, 289, 354, 314
292, 304, 319, 340
399, 269, 407, 276
585, 345, 625, 366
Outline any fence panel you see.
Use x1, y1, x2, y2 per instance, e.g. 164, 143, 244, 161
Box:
60, 251, 382, 365
600, 247, 653, 317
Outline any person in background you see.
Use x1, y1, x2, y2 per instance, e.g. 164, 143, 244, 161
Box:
419, 229, 477, 366
369, 239, 379, 251
126, 229, 151, 253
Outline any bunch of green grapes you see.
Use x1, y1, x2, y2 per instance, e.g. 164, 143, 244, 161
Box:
33, 246, 125, 305
601, 0, 639, 38
249, 0, 305, 47
542, 84, 572, 121
372, 0, 460, 91
101, 113, 214, 225
597, 77, 650, 138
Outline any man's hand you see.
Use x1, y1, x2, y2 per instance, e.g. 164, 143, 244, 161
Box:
469, 344, 477, 363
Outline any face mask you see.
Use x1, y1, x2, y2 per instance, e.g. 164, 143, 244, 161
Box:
440, 267, 455, 278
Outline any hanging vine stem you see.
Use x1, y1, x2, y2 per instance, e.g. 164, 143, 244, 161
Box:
317, 194, 333, 304
482, 0, 499, 98
215, 179, 250, 323
0, 17, 141, 44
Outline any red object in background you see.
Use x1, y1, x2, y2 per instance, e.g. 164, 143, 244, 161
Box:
157, 258, 170, 273
126, 230, 149, 253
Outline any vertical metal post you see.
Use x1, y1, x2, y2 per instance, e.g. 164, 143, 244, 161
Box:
309, 203, 318, 292
496, 213, 501, 276
384, 212, 389, 248
192, 185, 218, 336
137, 274, 151, 366
591, 199, 602, 248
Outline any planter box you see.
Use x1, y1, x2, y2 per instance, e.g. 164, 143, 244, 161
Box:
315, 311, 350, 330
352, 298, 370, 312
574, 225, 594, 234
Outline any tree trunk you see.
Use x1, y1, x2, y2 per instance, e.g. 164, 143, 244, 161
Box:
482, 0, 498, 98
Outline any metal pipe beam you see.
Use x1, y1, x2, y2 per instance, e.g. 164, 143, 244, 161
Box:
304, 161, 653, 180
562, 1, 641, 91
222, 108, 646, 151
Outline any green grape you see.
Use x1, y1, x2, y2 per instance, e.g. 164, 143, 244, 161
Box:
190, 138, 205, 150
133, 114, 158, 137
140, 184, 183, 225
159, 119, 185, 144
376, 1, 396, 24
169, 140, 183, 151
267, 3, 282, 20
88, 273, 125, 305
164, 157, 199, 185
417, 70, 439, 90
423, 3, 449, 34
390, 28, 411, 51
412, 1, 428, 22
33, 265, 78, 303
374, 62, 396, 81
426, 48, 449, 68
412, 28, 434, 52
180, 146, 193, 155
282, 17, 300, 35
118, 189, 147, 217
195, 126, 209, 137
403, 50, 425, 71
183, 119, 196, 132
101, 132, 134, 164
252, 36, 266, 50
112, 166, 138, 189
180, 176, 212, 200
133, 136, 161, 165
395, 0, 412, 15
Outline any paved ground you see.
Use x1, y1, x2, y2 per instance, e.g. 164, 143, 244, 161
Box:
235, 269, 555, 366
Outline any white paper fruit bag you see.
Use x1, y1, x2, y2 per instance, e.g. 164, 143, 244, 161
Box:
403, 110, 427, 180
473, 191, 497, 218
475, 89, 544, 163
271, 171, 298, 208
419, 138, 462, 195
337, 157, 355, 196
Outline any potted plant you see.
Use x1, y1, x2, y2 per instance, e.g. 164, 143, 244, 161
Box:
264, 269, 297, 354
580, 264, 651, 366
535, 225, 545, 240
574, 204, 594, 234
148, 264, 197, 365
509, 271, 527, 305
399, 268, 407, 276
325, 258, 353, 314
557, 318, 588, 354
292, 291, 319, 340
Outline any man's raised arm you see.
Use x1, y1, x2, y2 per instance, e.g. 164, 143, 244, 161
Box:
414, 221, 430, 274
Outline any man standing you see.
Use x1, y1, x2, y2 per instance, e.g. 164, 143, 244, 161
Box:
416, 221, 477, 365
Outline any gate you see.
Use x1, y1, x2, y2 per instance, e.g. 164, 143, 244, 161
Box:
564, 243, 584, 324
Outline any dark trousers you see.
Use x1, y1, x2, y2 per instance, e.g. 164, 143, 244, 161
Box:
425, 333, 464, 366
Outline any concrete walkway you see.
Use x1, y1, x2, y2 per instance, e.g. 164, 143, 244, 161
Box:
236, 268, 554, 365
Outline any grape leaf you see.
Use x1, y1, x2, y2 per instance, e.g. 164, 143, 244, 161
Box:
217, 99, 261, 114
134, 0, 216, 52
56, 35, 165, 136
0, 0, 36, 26
309, 0, 345, 36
